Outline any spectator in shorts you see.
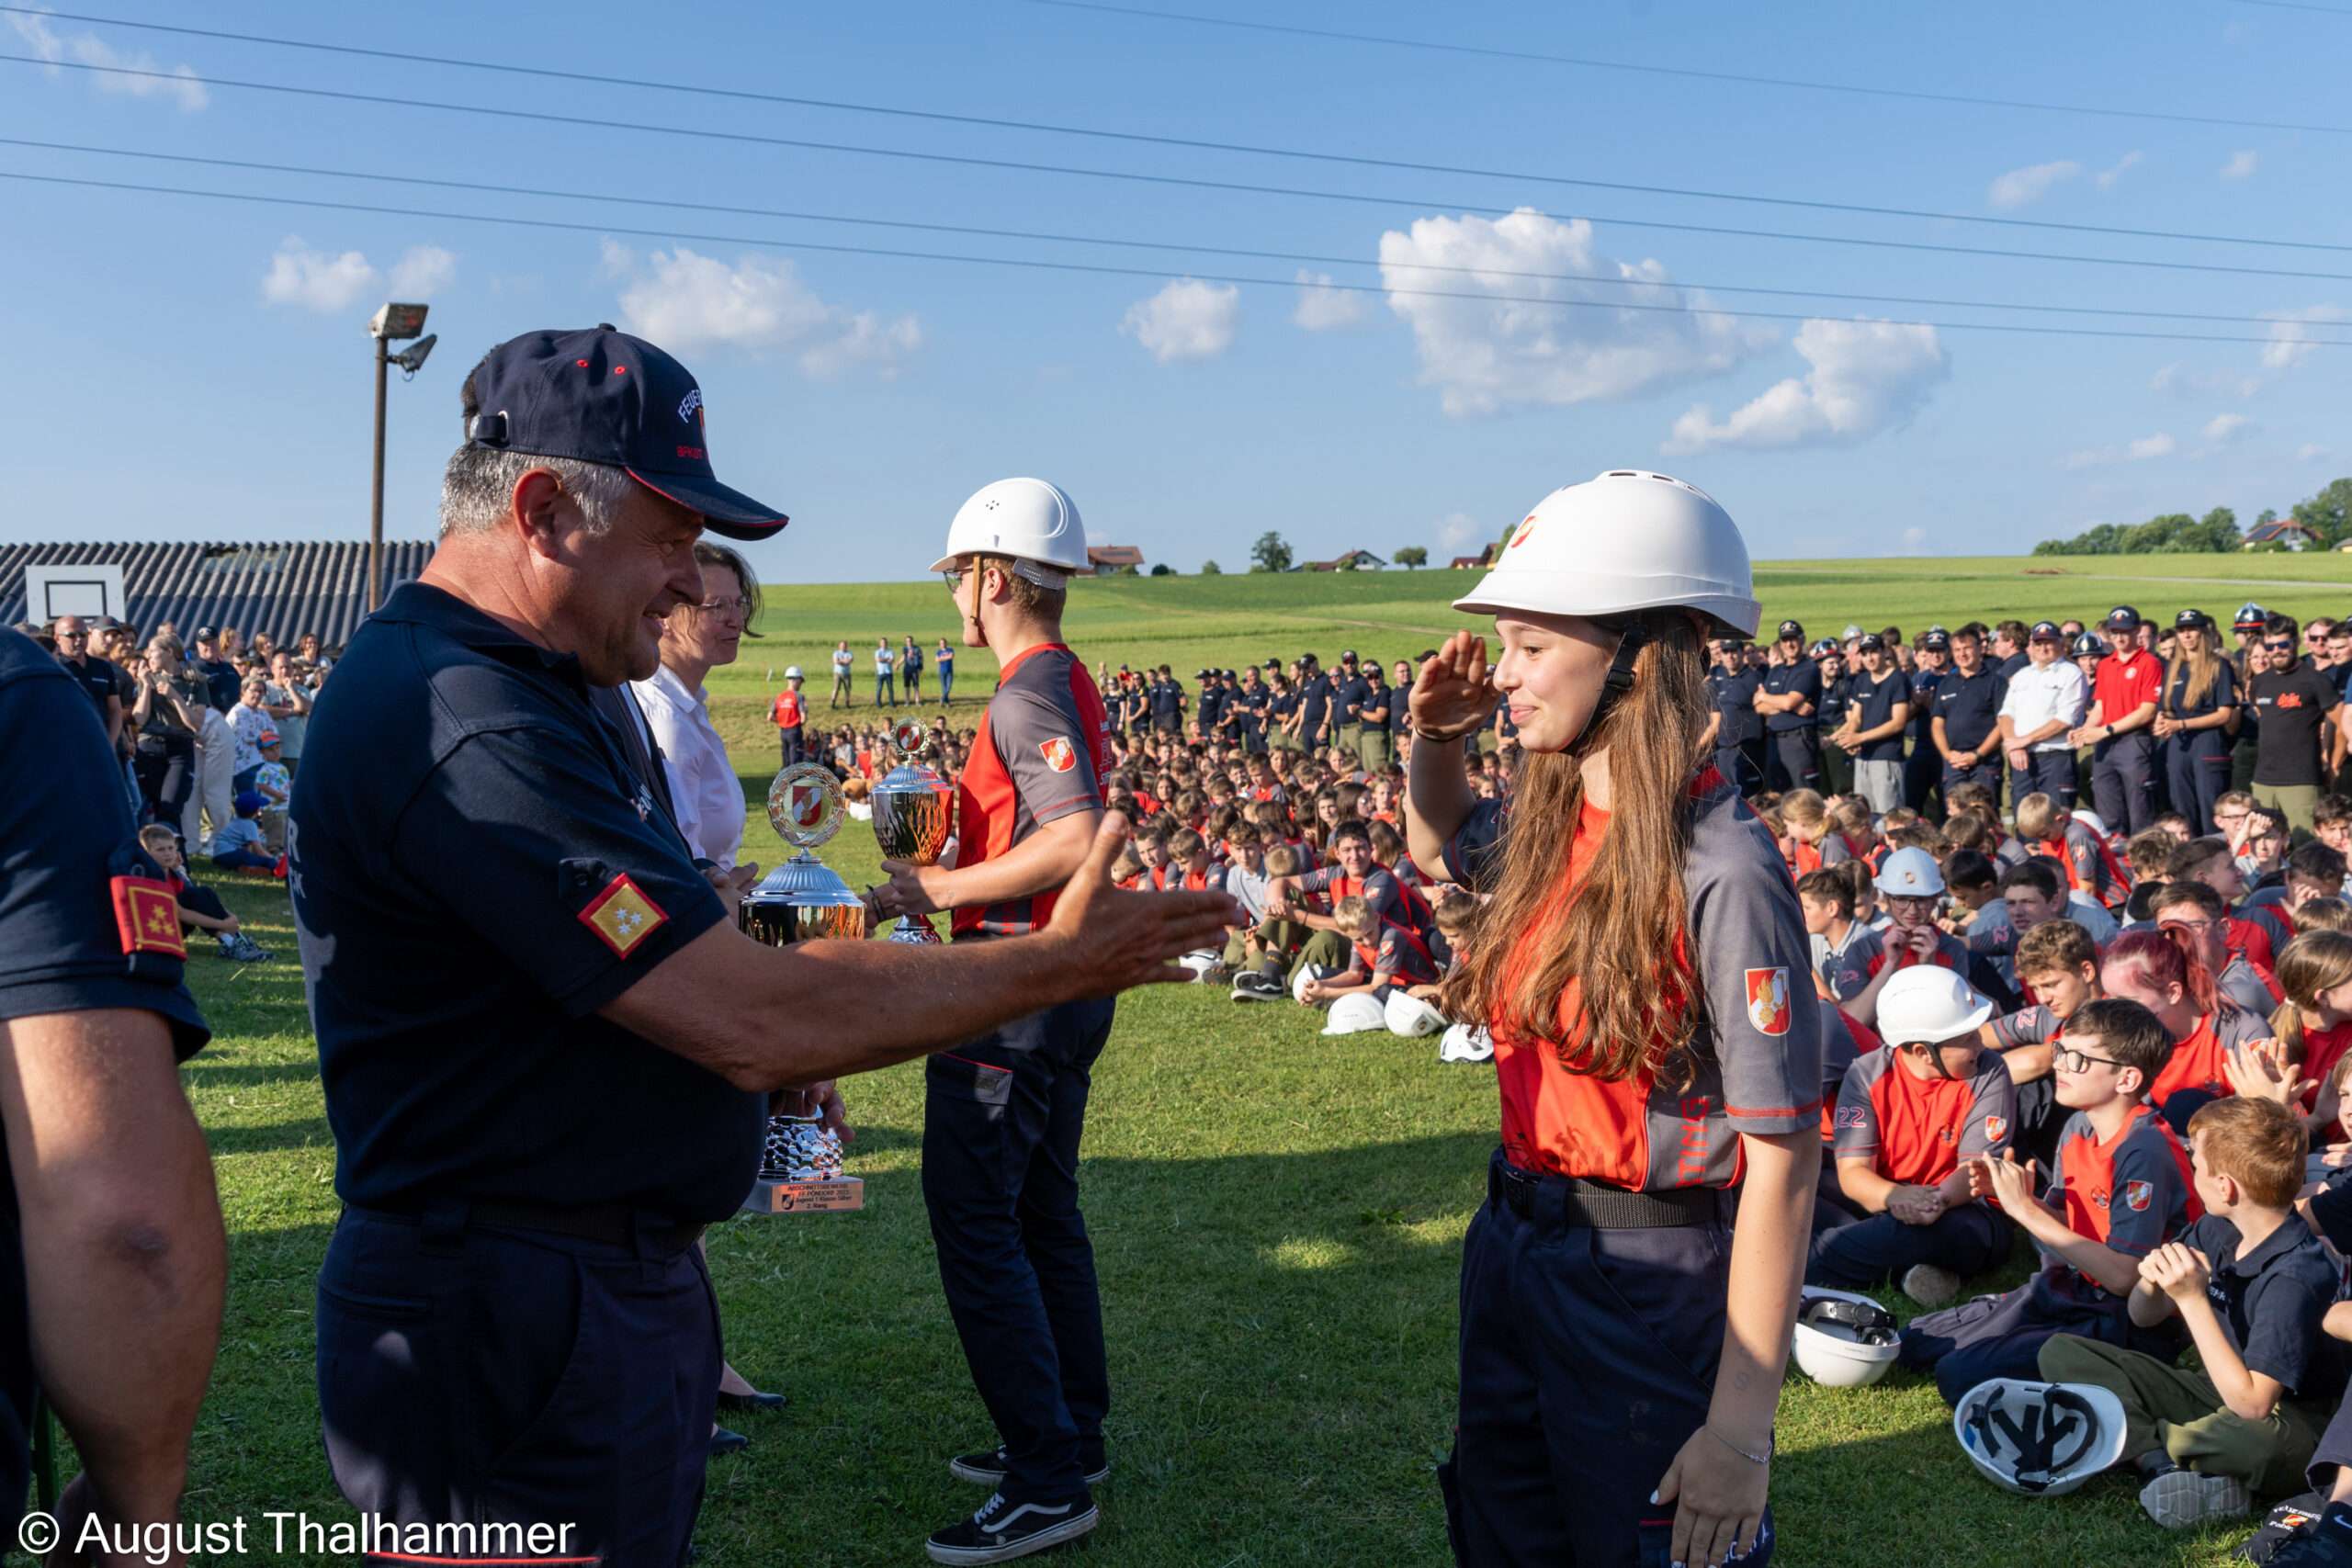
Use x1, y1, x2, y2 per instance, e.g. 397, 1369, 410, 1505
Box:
1836, 633, 1911, 813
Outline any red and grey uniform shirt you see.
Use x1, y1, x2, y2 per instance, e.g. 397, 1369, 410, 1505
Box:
2040, 1105, 2199, 1296
1988, 1002, 2063, 1054
2228, 910, 2283, 974
952, 643, 1112, 939
1817, 1004, 1882, 1145
1446, 770, 1824, 1191
1351, 923, 1441, 987
1813, 923, 1885, 1002
2217, 953, 2285, 1017
2033, 826, 2130, 906
2151, 1002, 2269, 1110
1148, 863, 1226, 894
1883, 926, 1974, 975
770, 689, 804, 729
2300, 1020, 2352, 1141
1295, 864, 1407, 931
1833, 1047, 2016, 1189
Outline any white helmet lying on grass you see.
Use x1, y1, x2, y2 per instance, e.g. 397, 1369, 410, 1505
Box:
1292, 964, 1339, 1005
1439, 1024, 1493, 1064
1322, 993, 1387, 1036
1953, 1379, 2129, 1496
1385, 990, 1445, 1037
1790, 1288, 1900, 1389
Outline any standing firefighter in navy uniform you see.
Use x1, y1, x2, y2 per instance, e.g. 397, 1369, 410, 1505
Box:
292, 336, 1233, 1568
876, 478, 1149, 1566
1405, 472, 1819, 1568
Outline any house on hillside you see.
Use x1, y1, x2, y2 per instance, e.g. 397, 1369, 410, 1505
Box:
1085, 545, 1145, 575
1449, 552, 1489, 570
2245, 519, 2319, 551
1300, 548, 1388, 572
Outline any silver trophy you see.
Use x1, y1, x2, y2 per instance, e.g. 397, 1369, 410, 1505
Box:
872, 718, 955, 944
739, 763, 867, 1214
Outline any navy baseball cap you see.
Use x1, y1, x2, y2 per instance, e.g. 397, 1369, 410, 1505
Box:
1922, 630, 1951, 651
462, 326, 787, 540
1777, 619, 1804, 640
2030, 620, 2063, 642
2103, 604, 2142, 631
1856, 633, 1886, 652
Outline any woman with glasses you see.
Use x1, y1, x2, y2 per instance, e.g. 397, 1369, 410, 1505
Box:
2248, 612, 2346, 839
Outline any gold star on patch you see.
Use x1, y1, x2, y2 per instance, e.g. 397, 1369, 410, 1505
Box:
577, 873, 669, 959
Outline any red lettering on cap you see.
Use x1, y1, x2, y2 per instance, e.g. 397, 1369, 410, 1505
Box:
676, 446, 706, 460
613, 366, 628, 375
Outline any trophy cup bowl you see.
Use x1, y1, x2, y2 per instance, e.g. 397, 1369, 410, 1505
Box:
739, 762, 866, 1214
872, 718, 954, 944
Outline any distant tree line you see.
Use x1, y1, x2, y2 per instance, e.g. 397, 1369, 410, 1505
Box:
2033, 477, 2352, 554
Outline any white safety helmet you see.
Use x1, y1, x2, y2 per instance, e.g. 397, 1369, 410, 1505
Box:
1178, 951, 1220, 980
1385, 990, 1446, 1037
929, 477, 1090, 582
1874, 846, 1946, 897
1322, 993, 1388, 1036
1292, 963, 1340, 1005
1790, 1288, 1902, 1389
2069, 807, 2109, 838
1877, 967, 1994, 1049
1953, 1379, 2129, 1496
1454, 471, 1759, 637
784, 665, 804, 680
1439, 1023, 1495, 1064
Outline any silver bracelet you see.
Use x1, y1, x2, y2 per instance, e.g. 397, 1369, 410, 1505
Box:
1705, 1425, 1772, 1466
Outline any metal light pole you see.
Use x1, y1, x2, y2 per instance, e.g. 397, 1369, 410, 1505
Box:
366, 302, 435, 613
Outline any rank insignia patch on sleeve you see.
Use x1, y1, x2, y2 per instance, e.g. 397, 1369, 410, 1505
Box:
111, 875, 187, 959
578, 872, 669, 959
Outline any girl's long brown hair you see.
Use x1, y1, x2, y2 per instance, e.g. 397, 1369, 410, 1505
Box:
2165, 626, 2222, 712
1441, 613, 1712, 1086
2269, 930, 2352, 1062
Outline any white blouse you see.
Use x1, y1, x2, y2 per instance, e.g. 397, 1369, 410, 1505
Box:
630, 662, 747, 871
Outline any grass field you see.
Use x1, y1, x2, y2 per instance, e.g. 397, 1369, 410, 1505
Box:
115, 554, 2352, 1568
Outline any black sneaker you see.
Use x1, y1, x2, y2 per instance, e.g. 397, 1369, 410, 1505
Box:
925, 1490, 1098, 1564
949, 1445, 1110, 1487
1229, 974, 1282, 1003
2268, 1502, 2352, 1565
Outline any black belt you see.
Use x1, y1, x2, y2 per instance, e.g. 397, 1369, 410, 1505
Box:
353, 1199, 706, 1255
1490, 1160, 1715, 1230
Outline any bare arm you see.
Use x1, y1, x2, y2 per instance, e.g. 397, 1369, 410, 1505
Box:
887, 809, 1097, 915
1402, 632, 1491, 881
0, 1009, 225, 1541
605, 816, 1237, 1091
1834, 1156, 1899, 1214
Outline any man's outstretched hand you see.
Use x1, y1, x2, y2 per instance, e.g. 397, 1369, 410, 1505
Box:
1045, 813, 1238, 992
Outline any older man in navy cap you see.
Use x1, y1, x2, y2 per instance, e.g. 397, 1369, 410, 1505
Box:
291, 327, 1234, 1567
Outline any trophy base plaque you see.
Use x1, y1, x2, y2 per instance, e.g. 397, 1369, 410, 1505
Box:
741, 1173, 865, 1215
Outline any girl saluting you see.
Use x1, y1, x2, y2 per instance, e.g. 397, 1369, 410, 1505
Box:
1404, 471, 1819, 1568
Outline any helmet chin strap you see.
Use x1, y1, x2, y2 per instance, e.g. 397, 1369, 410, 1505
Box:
1577, 616, 1651, 741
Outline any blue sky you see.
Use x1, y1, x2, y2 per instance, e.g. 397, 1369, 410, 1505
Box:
2, 0, 2348, 581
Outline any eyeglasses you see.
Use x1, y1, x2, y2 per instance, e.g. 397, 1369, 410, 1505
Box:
53, 630, 85, 640
2216, 810, 2250, 825
1885, 894, 1940, 912
2265, 640, 2296, 652
690, 596, 751, 618
2052, 1045, 2123, 1074
2158, 915, 2215, 932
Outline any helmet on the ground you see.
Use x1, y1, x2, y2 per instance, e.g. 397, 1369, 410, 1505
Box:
1385, 990, 1445, 1037
1453, 471, 1759, 637
1292, 963, 1340, 1004
1322, 993, 1388, 1036
929, 478, 1089, 580
1953, 1379, 2129, 1495
1439, 1023, 1494, 1063
1178, 951, 1220, 979
1876, 967, 1994, 1048
1875, 846, 1945, 897
1791, 1289, 1901, 1388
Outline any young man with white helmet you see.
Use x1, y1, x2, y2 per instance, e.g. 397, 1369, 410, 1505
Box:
1808, 966, 2017, 1308
871, 477, 1185, 1563
1403, 471, 1819, 1568
771, 665, 808, 767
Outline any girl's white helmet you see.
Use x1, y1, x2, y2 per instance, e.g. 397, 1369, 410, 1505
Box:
1953, 1379, 2130, 1495
929, 478, 1090, 581
1453, 471, 1759, 637
1385, 990, 1446, 1037
1791, 1288, 1902, 1388
1439, 1023, 1495, 1063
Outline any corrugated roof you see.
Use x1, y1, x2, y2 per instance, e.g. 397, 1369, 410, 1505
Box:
0, 540, 435, 648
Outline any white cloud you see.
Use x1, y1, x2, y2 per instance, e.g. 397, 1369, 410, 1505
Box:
605, 244, 921, 378
387, 245, 457, 299
261, 239, 379, 313
1988, 160, 2081, 209
2152, 361, 2261, 400
2062, 431, 2177, 469
1291, 270, 1369, 332
2222, 150, 2260, 180
1901, 525, 1928, 549
6, 9, 207, 109
2095, 151, 2143, 190
2204, 412, 2253, 444
1661, 318, 1948, 456
1378, 209, 1771, 418
2301, 443, 2332, 462
1437, 512, 1480, 551
2261, 305, 2349, 370
1120, 278, 1239, 363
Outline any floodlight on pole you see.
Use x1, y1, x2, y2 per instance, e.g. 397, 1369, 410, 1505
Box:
367, 303, 432, 614
391, 333, 437, 378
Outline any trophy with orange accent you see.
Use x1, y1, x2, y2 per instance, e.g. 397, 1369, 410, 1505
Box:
739, 763, 866, 1214
870, 718, 955, 944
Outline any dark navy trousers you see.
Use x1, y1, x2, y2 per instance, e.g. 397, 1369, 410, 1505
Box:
1765, 730, 1818, 793
1898, 1272, 2172, 1407
2009, 749, 2077, 808
1940, 760, 2002, 810
316, 1206, 720, 1568
1713, 740, 1764, 798
922, 996, 1115, 1497
2167, 736, 2232, 835
1442, 1152, 1770, 1568
2092, 732, 2157, 835
1805, 1201, 2010, 1291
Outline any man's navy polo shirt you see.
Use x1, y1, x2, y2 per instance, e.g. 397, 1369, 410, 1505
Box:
1336, 673, 1370, 727
1934, 667, 2007, 753
288, 582, 757, 1224
1298, 672, 1332, 729
1709, 666, 1763, 746
0, 627, 209, 1521
1761, 660, 1820, 733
